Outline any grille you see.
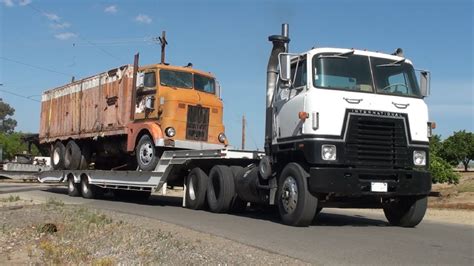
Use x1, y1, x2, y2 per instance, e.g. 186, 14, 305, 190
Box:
186, 105, 209, 141
345, 116, 408, 168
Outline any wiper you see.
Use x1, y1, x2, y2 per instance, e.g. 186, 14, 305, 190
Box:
376, 58, 406, 67
318, 50, 354, 59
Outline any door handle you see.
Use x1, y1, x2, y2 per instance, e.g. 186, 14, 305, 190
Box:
392, 102, 410, 109
343, 98, 363, 104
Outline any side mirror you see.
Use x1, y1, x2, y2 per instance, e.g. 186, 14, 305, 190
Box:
136, 72, 144, 88
215, 80, 222, 99
145, 95, 155, 110
279, 53, 291, 82
419, 70, 430, 97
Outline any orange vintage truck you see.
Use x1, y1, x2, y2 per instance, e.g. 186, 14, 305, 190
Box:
39, 55, 227, 171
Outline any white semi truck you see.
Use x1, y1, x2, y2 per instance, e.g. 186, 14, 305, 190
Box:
40, 24, 432, 227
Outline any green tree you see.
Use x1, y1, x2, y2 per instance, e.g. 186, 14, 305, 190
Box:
429, 154, 460, 184
0, 99, 17, 133
0, 132, 29, 160
429, 134, 443, 155
441, 130, 474, 171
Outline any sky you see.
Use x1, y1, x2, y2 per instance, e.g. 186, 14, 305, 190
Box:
0, 0, 472, 149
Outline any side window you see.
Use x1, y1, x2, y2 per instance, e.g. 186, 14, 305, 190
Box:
290, 59, 307, 88
144, 72, 156, 88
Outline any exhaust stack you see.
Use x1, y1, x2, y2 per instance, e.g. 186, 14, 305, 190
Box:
265, 24, 290, 155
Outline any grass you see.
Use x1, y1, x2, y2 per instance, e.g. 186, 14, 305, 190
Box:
45, 197, 64, 207
458, 182, 474, 193
0, 195, 21, 202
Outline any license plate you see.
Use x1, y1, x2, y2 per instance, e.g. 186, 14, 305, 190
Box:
371, 182, 388, 192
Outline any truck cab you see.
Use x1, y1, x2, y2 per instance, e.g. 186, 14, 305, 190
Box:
129, 64, 227, 170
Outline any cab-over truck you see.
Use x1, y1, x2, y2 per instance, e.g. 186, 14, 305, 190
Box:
40, 24, 432, 227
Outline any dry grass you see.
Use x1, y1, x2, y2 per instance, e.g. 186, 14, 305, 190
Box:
0, 195, 21, 203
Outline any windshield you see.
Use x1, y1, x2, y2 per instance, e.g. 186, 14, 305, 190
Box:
312, 53, 421, 97
160, 69, 193, 88
371, 57, 421, 97
194, 74, 215, 94
313, 54, 374, 92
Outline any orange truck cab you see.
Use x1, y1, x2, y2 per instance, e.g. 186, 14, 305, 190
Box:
128, 64, 227, 170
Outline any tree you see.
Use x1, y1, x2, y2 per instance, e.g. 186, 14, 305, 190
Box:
441, 130, 474, 171
0, 98, 17, 133
429, 154, 460, 184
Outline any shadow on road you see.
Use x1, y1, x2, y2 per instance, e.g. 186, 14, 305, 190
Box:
42, 187, 388, 227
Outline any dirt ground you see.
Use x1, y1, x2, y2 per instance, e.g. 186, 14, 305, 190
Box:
0, 199, 306, 265
429, 171, 474, 210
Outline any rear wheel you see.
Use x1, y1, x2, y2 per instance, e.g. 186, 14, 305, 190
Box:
136, 134, 159, 171
51, 142, 65, 170
277, 163, 318, 227
229, 166, 247, 213
81, 176, 101, 199
185, 167, 208, 210
64, 140, 81, 170
383, 196, 428, 227
207, 165, 235, 213
67, 176, 80, 197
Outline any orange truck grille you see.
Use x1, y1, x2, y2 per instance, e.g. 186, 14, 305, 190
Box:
186, 105, 209, 141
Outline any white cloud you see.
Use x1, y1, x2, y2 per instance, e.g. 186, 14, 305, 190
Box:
54, 32, 77, 40
1, 0, 14, 7
135, 14, 152, 24
104, 5, 117, 14
18, 0, 31, 6
50, 22, 70, 29
44, 12, 60, 21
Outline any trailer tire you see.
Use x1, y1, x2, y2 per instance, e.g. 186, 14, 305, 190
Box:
64, 140, 81, 170
229, 166, 247, 213
51, 142, 65, 170
136, 134, 159, 171
80, 176, 100, 199
207, 165, 234, 213
67, 176, 80, 197
185, 167, 208, 210
79, 144, 91, 170
383, 196, 427, 227
277, 163, 318, 227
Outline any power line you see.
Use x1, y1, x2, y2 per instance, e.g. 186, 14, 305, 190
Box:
0, 88, 41, 103
0, 56, 73, 77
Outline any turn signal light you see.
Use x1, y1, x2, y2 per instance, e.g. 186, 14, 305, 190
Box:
298, 111, 309, 120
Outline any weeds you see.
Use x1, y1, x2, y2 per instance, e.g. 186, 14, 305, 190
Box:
0, 195, 21, 202
46, 197, 64, 207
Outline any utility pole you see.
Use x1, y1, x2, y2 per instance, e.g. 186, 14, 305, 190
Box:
241, 115, 246, 150
158, 31, 168, 64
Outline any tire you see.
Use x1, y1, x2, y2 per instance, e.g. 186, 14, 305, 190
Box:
185, 167, 208, 210
80, 176, 101, 199
51, 142, 65, 170
229, 166, 247, 213
136, 134, 159, 171
277, 163, 318, 227
67, 176, 80, 197
383, 196, 428, 227
79, 144, 91, 170
207, 165, 235, 213
64, 140, 81, 170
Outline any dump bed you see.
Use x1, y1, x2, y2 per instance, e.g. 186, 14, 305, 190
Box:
39, 65, 134, 144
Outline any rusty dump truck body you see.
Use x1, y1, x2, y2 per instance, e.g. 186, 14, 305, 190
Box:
40, 65, 134, 143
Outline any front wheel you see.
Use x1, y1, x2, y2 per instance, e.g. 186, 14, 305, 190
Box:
136, 134, 159, 171
277, 163, 318, 227
383, 196, 428, 227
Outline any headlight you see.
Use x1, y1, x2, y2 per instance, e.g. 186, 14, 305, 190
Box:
165, 127, 176, 137
413, 150, 426, 166
218, 133, 226, 143
321, 144, 336, 161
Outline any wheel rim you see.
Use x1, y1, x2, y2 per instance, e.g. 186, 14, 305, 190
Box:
82, 180, 89, 194
68, 178, 74, 192
281, 176, 298, 214
139, 142, 154, 165
53, 148, 60, 165
188, 175, 196, 201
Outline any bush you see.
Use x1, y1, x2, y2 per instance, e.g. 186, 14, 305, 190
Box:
430, 154, 460, 184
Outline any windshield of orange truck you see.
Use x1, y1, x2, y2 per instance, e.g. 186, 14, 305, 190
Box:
160, 69, 193, 88
194, 74, 215, 94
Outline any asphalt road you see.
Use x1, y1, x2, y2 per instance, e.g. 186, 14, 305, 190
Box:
1, 183, 473, 265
